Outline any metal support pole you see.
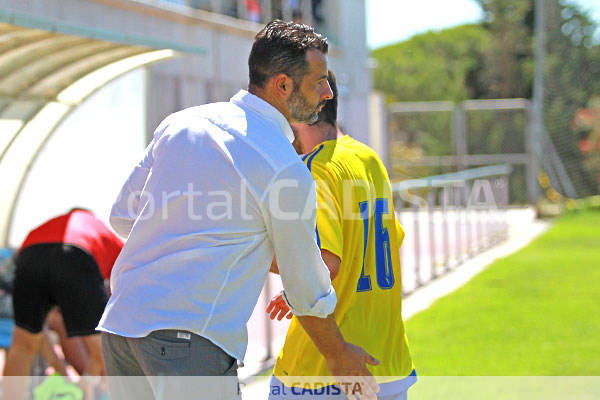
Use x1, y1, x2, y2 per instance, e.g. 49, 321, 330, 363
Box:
472, 185, 480, 254
454, 186, 462, 266
395, 197, 408, 296
485, 186, 492, 248
302, 0, 313, 26
262, 0, 272, 22
282, 0, 292, 21
236, 0, 247, 20
531, 0, 545, 203
427, 189, 437, 279
211, 0, 221, 13
525, 104, 539, 204
464, 182, 472, 258
412, 200, 422, 288
441, 186, 450, 271
477, 187, 484, 251
502, 174, 510, 239
452, 103, 467, 171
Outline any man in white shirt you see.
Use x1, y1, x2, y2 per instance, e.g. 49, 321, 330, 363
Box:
98, 20, 380, 400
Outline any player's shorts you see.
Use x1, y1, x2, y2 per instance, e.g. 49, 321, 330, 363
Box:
12, 243, 108, 336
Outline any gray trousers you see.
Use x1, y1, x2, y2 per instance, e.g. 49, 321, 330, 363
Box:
102, 330, 242, 400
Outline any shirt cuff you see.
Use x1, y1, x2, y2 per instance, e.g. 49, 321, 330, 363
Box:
283, 286, 337, 318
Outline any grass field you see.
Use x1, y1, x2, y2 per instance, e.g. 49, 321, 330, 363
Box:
405, 208, 600, 377
249, 210, 600, 399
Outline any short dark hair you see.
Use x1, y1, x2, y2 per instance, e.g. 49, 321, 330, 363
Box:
313, 69, 338, 127
248, 20, 328, 89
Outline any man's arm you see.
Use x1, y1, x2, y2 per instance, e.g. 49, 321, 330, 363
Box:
262, 163, 336, 317
269, 255, 279, 274
270, 249, 339, 279
262, 164, 379, 399
267, 249, 339, 320
295, 314, 380, 399
109, 116, 171, 238
109, 164, 151, 238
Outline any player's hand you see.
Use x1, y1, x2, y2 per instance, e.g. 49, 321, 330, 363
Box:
266, 291, 293, 321
325, 342, 380, 400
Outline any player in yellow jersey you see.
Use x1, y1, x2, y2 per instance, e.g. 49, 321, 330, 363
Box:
267, 70, 416, 399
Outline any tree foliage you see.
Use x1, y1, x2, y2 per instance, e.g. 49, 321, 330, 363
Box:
372, 0, 600, 197
474, 0, 535, 98
372, 24, 491, 103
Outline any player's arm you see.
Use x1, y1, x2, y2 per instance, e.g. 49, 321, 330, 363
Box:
268, 249, 340, 320
322, 249, 341, 280
109, 163, 151, 238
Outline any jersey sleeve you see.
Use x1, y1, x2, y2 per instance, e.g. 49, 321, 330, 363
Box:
309, 161, 344, 261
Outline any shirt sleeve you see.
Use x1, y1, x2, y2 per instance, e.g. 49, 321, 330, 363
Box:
109, 118, 169, 238
261, 162, 337, 318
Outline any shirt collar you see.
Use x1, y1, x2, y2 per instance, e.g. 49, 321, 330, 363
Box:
230, 90, 294, 143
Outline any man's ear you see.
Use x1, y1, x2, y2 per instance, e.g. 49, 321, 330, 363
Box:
271, 73, 294, 98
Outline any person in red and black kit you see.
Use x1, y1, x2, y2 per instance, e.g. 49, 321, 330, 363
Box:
2, 208, 122, 396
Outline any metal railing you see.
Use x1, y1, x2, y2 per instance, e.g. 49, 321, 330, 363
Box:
387, 98, 541, 205
393, 164, 512, 294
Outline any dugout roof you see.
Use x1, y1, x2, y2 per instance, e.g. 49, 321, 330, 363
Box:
0, 21, 178, 246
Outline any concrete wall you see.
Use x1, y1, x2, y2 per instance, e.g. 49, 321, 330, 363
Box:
142, 0, 372, 145
324, 0, 371, 144
1, 0, 372, 144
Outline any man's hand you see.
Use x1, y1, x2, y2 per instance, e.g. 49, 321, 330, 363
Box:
295, 314, 380, 400
266, 291, 293, 320
325, 342, 380, 400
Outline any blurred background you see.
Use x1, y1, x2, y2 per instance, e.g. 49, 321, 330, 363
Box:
0, 0, 597, 248
0, 0, 598, 396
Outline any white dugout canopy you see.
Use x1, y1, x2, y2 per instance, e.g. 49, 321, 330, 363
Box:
0, 19, 183, 246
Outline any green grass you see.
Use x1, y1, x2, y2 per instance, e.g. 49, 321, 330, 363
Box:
405, 209, 600, 377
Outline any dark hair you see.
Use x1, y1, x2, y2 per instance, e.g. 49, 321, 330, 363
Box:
248, 20, 328, 89
313, 69, 338, 127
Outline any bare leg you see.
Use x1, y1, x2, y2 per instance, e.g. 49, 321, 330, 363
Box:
81, 334, 105, 376
39, 328, 67, 375
46, 308, 90, 374
2, 325, 43, 400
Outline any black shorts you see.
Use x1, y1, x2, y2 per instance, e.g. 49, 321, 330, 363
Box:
12, 243, 108, 336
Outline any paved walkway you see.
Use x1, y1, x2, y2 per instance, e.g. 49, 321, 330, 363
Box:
402, 209, 551, 320
240, 208, 552, 399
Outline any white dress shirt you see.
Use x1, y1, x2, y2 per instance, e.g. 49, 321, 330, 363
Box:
97, 90, 336, 362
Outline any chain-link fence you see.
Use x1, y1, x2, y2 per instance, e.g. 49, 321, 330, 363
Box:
535, 0, 600, 200
388, 102, 455, 181
387, 99, 534, 205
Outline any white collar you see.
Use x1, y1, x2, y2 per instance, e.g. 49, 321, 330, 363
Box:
230, 90, 294, 143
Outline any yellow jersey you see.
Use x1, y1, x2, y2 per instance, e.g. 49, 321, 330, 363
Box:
273, 136, 414, 386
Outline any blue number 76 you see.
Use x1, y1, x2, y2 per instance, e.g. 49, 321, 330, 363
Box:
357, 198, 395, 292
